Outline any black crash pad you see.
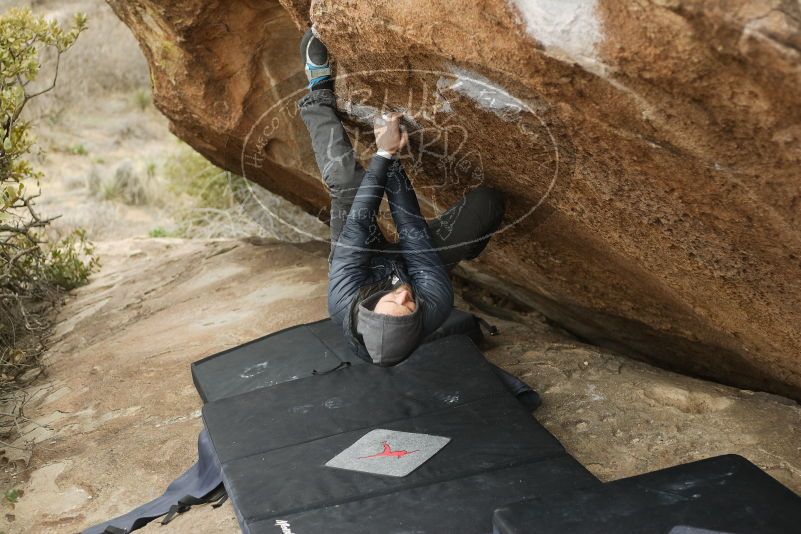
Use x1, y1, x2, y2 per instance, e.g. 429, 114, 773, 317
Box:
248, 455, 597, 534
192, 311, 487, 404
201, 334, 597, 533
202, 335, 513, 462
218, 397, 565, 523
492, 454, 801, 534
192, 319, 352, 403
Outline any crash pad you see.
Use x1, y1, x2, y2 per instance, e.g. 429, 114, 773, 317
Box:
191, 318, 350, 403
200, 334, 596, 533
492, 454, 801, 534
192, 311, 539, 408
248, 455, 596, 534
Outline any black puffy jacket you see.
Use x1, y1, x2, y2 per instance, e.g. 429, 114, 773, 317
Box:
327, 155, 453, 359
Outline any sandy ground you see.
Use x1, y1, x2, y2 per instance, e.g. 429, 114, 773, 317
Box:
0, 237, 798, 533
32, 94, 177, 241
2, 238, 330, 533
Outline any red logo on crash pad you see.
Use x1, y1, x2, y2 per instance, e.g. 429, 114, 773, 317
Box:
359, 441, 418, 460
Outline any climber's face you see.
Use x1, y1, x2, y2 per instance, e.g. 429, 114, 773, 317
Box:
374, 285, 416, 316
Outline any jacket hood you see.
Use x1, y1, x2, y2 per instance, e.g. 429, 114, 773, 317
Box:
355, 290, 422, 366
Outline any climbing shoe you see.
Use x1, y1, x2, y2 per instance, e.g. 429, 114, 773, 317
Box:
300, 27, 333, 91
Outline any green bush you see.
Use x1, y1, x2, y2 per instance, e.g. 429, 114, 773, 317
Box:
45, 229, 99, 290
148, 227, 170, 238
161, 142, 329, 240
164, 143, 245, 210
68, 143, 88, 155
132, 87, 151, 111
163, 143, 252, 236
1, 8, 96, 439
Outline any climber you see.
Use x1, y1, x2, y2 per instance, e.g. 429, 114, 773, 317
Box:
297, 28, 505, 366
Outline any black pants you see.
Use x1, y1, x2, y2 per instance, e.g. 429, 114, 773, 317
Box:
298, 89, 504, 269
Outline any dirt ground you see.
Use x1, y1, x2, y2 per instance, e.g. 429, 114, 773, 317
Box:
0, 237, 798, 533
1, 238, 330, 533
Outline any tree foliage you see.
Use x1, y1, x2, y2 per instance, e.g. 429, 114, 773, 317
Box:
0, 8, 96, 439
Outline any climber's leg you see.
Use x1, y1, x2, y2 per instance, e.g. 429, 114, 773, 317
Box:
428, 186, 505, 270
298, 89, 365, 248
296, 28, 376, 254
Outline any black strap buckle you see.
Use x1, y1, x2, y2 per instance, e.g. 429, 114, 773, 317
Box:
476, 316, 499, 336
161, 485, 228, 525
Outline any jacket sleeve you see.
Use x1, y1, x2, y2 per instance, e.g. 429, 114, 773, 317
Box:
328, 155, 392, 322
385, 162, 454, 336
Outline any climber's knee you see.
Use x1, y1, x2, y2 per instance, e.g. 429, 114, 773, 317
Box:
324, 163, 364, 201
466, 185, 505, 232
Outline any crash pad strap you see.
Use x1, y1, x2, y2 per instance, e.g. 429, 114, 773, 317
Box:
82, 428, 224, 534
312, 360, 351, 375
161, 484, 228, 525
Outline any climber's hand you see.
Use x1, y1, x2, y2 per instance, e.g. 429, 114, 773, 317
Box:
374, 112, 408, 156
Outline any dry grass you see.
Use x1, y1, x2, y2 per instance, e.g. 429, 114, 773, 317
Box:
162, 143, 328, 241
87, 160, 159, 206
10, 0, 150, 122
6, 0, 328, 244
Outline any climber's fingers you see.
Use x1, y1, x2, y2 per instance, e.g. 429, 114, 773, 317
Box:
374, 111, 403, 127
374, 113, 406, 156
398, 130, 409, 152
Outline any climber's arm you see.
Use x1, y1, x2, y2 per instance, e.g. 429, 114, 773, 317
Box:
328, 114, 408, 322
327, 155, 391, 319
385, 162, 453, 337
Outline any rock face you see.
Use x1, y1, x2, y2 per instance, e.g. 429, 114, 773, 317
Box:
105, 0, 801, 399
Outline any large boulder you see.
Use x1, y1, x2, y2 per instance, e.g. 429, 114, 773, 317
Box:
106, 0, 801, 400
